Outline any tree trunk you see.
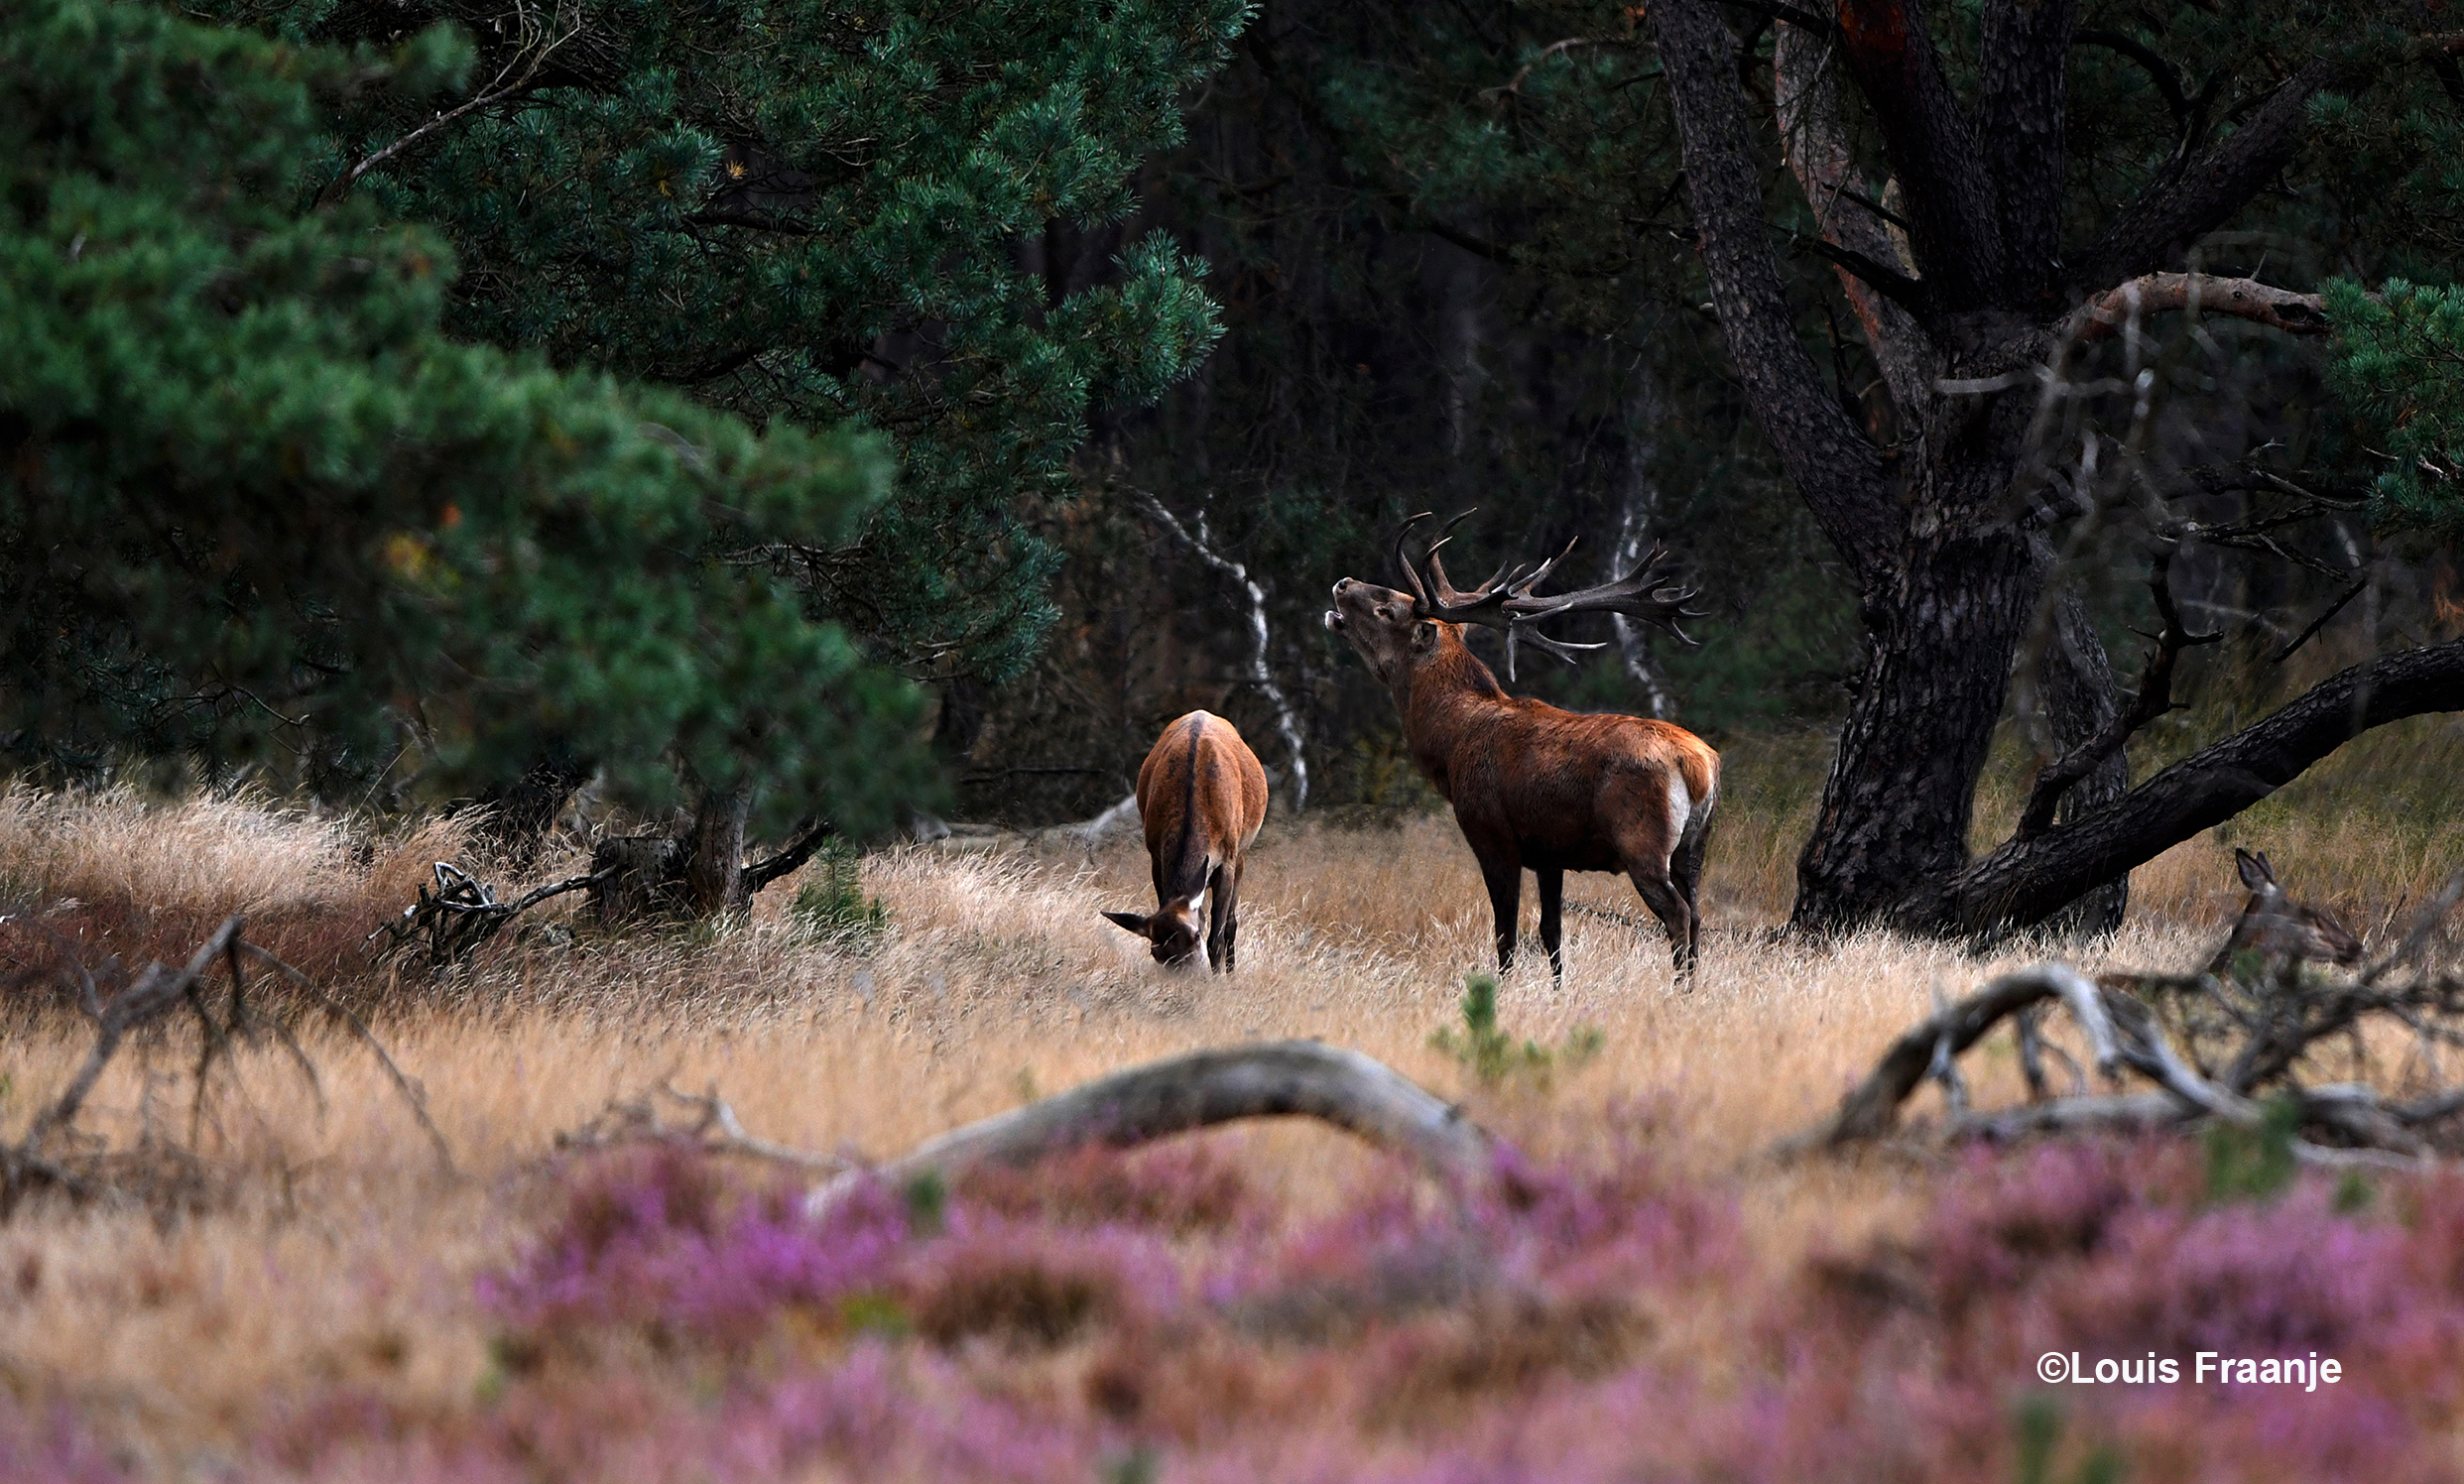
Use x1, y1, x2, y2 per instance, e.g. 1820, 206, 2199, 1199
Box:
2037, 588, 2130, 936
684, 785, 752, 916
1790, 508, 2041, 932
588, 783, 753, 925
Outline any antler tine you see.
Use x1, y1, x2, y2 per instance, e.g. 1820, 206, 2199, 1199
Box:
1503, 537, 1581, 599
1502, 626, 1608, 681
1403, 522, 1708, 652
1504, 541, 1708, 645
1391, 511, 1435, 606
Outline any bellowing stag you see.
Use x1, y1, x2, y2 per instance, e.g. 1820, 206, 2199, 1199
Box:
1103, 711, 1270, 971
1325, 514, 1718, 983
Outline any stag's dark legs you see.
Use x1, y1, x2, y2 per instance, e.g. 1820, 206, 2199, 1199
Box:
1627, 863, 1696, 985
1535, 866, 1565, 982
1207, 861, 1241, 973
1476, 850, 1523, 971
1669, 799, 1714, 974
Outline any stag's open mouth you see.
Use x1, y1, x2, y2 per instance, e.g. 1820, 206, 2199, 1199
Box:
1323, 609, 1344, 632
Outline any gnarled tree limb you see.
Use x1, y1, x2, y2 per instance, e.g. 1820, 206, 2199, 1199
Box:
2071, 56, 2366, 290
2015, 546, 2218, 841
2063, 272, 2332, 343
807, 1041, 1497, 1215
1781, 963, 2116, 1152
1902, 639, 2464, 935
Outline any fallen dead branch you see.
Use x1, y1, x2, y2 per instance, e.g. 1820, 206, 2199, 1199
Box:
554, 1079, 847, 1173
807, 1040, 1498, 1215
367, 860, 608, 970
3, 914, 449, 1216
1786, 861, 2464, 1167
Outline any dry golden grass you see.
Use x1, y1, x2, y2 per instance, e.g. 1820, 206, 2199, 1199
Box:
0, 742, 2458, 1474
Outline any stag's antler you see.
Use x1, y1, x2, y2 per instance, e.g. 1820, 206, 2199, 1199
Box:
1392, 510, 1705, 679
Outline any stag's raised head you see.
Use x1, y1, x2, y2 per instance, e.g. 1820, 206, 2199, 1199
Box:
1324, 511, 1704, 686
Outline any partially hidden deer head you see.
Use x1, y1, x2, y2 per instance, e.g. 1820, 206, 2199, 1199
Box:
2208, 847, 2363, 977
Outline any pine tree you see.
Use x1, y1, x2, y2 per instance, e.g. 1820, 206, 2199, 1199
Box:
219, 0, 1249, 687
1, 0, 934, 840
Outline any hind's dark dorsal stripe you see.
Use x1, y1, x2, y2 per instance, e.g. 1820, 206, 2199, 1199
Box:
1167, 714, 1210, 899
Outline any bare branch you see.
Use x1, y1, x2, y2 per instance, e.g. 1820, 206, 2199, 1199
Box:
1780, 963, 2114, 1151
317, 3, 582, 206
1128, 486, 1309, 809
807, 1041, 1497, 1216
743, 817, 838, 896
2063, 272, 2332, 343
2015, 546, 2219, 840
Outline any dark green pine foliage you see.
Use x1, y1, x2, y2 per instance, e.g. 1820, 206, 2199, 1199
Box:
1, 0, 934, 829
225, 0, 1250, 685
2329, 280, 2464, 540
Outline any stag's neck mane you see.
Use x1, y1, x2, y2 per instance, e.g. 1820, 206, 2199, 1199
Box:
1395, 626, 1516, 783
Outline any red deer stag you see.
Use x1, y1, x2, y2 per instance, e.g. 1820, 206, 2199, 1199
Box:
1102, 711, 1270, 970
1325, 514, 1718, 983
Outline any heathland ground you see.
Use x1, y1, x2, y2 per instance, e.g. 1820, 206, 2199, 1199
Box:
3, 717, 2462, 1480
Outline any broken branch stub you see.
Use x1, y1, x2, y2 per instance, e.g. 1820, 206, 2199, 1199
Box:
806, 1040, 1497, 1216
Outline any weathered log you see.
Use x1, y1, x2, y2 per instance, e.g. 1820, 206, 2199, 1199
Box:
806, 1040, 1496, 1215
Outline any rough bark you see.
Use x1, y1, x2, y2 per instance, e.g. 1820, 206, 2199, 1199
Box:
804, 1041, 1498, 1215
1773, 19, 1937, 417
1831, 0, 2007, 309
1902, 639, 2464, 933
684, 784, 752, 916
2037, 590, 2130, 934
1650, 0, 1898, 585
1975, 0, 2076, 305
1790, 498, 2042, 933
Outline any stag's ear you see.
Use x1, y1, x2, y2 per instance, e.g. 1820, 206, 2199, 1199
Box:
1102, 910, 1154, 938
1412, 619, 1438, 653
2236, 848, 2276, 892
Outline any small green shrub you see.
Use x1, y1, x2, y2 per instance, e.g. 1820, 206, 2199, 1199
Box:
1429, 973, 1603, 1091
2203, 1095, 2302, 1204
791, 839, 888, 947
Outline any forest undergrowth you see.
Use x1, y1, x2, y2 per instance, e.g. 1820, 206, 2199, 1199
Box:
4, 715, 2463, 1482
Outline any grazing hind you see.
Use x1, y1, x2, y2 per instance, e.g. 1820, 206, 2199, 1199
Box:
1102, 711, 1269, 970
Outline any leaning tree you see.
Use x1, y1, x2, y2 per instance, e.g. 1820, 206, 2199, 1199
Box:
1634, 0, 2464, 935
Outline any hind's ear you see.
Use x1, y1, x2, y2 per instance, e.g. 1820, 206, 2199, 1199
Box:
2236, 848, 2276, 891
1102, 910, 1153, 938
